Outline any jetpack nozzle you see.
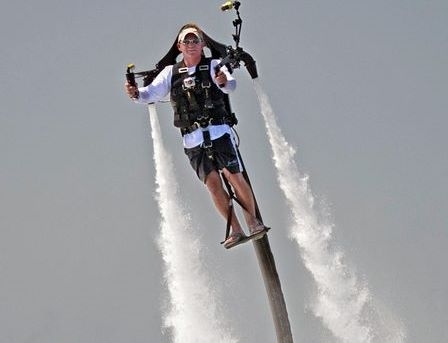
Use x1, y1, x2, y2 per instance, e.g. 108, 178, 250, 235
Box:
239, 51, 258, 79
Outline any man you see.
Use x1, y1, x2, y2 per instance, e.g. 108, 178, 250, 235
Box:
125, 23, 266, 248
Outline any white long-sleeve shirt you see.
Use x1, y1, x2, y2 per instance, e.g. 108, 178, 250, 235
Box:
135, 59, 236, 149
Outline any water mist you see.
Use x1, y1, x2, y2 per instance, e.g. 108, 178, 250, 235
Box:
147, 105, 238, 343
253, 81, 406, 343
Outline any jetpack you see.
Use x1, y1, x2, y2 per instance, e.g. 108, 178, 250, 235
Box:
126, 1, 257, 119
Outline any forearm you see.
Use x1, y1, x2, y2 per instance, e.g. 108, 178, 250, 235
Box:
220, 78, 236, 93
127, 66, 171, 104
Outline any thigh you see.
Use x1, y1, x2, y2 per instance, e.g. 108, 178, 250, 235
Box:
205, 169, 223, 192
212, 133, 243, 174
184, 145, 215, 183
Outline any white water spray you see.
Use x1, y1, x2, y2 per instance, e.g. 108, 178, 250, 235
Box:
253, 82, 406, 342
147, 105, 238, 343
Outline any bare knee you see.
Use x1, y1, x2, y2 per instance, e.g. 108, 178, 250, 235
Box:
223, 169, 248, 190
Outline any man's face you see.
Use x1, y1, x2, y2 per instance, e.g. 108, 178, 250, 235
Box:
177, 33, 204, 59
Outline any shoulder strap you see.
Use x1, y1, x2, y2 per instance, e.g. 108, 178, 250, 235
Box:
171, 60, 192, 95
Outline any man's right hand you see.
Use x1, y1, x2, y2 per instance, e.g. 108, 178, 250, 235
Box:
125, 81, 139, 99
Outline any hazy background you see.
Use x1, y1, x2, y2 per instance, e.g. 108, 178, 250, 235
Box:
1, 0, 447, 342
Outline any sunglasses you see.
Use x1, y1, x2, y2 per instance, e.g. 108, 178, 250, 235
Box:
181, 38, 202, 45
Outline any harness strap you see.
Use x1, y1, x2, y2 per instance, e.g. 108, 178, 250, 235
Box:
220, 172, 251, 242
180, 117, 228, 135
222, 173, 235, 242
201, 129, 214, 160
198, 64, 214, 113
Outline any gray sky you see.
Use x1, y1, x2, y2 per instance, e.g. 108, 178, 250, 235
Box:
1, 1, 447, 342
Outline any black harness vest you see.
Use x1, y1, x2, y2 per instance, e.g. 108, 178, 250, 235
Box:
170, 57, 229, 133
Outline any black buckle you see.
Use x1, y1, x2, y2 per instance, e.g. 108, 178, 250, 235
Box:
194, 114, 210, 128
202, 140, 213, 149
202, 129, 213, 150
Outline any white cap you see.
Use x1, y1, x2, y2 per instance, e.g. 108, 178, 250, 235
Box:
178, 27, 203, 42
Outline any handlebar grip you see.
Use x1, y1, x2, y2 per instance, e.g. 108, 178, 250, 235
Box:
126, 64, 137, 87
126, 72, 136, 87
214, 64, 225, 88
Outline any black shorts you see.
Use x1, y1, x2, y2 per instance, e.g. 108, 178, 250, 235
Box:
184, 133, 243, 183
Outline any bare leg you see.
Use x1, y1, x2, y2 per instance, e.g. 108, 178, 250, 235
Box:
205, 170, 245, 235
221, 168, 260, 230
